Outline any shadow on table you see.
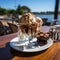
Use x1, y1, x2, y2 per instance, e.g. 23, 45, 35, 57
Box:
0, 42, 13, 60
10, 46, 48, 57
10, 48, 47, 57
0, 42, 48, 60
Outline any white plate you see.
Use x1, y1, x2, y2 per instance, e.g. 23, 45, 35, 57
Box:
10, 37, 53, 52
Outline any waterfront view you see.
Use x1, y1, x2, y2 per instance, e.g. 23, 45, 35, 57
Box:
0, 0, 60, 60
35, 14, 60, 24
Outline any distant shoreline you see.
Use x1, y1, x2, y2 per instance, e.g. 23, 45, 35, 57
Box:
32, 13, 60, 15
31, 12, 60, 15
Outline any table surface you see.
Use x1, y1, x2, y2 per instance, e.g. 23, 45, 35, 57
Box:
0, 26, 60, 60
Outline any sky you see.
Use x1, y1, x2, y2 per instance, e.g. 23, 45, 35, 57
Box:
0, 0, 60, 12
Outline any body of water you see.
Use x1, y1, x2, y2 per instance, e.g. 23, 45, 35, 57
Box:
0, 14, 60, 24
35, 14, 60, 24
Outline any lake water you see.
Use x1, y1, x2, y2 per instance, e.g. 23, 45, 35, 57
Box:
0, 14, 60, 24
35, 14, 60, 24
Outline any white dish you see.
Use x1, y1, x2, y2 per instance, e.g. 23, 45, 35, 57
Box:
10, 37, 53, 52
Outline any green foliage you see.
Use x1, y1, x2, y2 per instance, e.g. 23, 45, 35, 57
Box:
0, 7, 8, 15
8, 9, 16, 14
21, 5, 31, 12
0, 5, 31, 15
16, 5, 24, 15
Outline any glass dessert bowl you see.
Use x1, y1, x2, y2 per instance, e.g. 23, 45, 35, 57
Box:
17, 12, 51, 47
18, 13, 43, 43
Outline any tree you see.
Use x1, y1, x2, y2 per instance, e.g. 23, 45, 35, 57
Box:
8, 9, 16, 14
0, 7, 8, 15
16, 5, 24, 15
21, 5, 31, 12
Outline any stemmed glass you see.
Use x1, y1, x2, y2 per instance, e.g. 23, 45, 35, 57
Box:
27, 28, 33, 48
28, 24, 37, 48
17, 23, 28, 43
17, 23, 20, 42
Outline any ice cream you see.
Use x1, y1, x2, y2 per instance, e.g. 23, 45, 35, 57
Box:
19, 13, 43, 35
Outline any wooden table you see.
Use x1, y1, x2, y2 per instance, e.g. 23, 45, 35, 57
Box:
0, 26, 60, 60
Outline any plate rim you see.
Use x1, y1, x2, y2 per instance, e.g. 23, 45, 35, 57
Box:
10, 37, 53, 52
